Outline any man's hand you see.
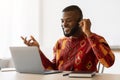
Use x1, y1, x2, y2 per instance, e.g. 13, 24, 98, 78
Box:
21, 36, 40, 48
79, 19, 92, 37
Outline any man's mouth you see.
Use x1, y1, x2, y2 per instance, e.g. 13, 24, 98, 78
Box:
63, 28, 71, 34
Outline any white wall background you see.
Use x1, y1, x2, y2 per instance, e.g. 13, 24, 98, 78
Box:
0, 0, 42, 58
0, 0, 120, 61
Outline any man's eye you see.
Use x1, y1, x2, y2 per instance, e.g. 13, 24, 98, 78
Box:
61, 19, 73, 23
61, 19, 64, 23
66, 20, 72, 22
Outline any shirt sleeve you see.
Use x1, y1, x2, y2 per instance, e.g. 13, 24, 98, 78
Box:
39, 39, 62, 70
87, 33, 115, 68
39, 49, 56, 70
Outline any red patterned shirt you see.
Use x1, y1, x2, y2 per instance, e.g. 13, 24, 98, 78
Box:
40, 33, 115, 71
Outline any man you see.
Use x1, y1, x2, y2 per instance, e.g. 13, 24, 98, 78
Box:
21, 5, 115, 72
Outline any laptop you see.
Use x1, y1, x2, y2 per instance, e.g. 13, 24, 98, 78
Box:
9, 46, 62, 74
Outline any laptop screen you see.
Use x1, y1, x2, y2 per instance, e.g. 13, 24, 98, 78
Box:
10, 46, 45, 74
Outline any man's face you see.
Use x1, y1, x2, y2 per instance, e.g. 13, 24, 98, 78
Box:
61, 11, 80, 37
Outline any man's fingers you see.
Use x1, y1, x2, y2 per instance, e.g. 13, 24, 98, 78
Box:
21, 36, 27, 41
21, 36, 39, 47
21, 36, 29, 45
79, 21, 84, 27
21, 36, 25, 40
30, 36, 37, 41
28, 39, 34, 44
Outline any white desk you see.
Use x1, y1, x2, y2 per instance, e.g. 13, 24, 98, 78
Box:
0, 71, 120, 80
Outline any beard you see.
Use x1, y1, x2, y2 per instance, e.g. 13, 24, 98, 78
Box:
62, 25, 79, 37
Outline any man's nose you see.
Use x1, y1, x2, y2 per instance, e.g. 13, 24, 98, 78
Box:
62, 21, 68, 28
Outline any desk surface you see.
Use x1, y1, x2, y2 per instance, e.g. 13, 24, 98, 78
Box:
0, 71, 120, 80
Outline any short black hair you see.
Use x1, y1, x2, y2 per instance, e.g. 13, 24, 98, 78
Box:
62, 5, 83, 20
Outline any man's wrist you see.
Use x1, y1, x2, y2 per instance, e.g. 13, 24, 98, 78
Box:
86, 31, 93, 37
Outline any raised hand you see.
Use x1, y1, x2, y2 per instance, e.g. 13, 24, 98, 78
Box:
21, 36, 40, 48
79, 19, 92, 36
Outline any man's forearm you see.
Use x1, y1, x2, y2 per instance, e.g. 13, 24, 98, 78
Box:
87, 33, 115, 67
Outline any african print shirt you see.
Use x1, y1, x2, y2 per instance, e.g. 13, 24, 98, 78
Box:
40, 33, 115, 72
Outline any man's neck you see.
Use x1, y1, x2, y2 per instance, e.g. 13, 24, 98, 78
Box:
71, 31, 85, 38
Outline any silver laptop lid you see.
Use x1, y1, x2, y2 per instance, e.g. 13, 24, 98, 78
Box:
9, 46, 45, 74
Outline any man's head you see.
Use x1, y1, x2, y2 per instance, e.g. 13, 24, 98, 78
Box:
61, 5, 83, 37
